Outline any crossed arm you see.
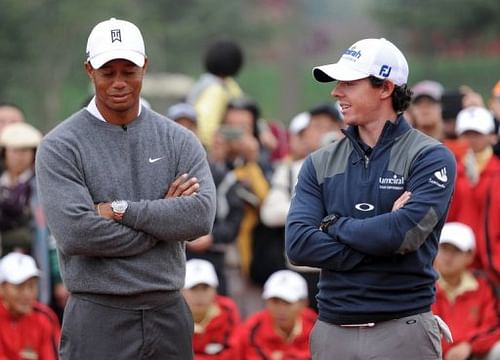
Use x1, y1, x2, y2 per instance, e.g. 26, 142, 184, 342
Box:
286, 146, 455, 269
95, 174, 200, 220
36, 136, 215, 258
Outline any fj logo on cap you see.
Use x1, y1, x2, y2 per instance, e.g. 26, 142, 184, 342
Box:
111, 29, 122, 43
379, 65, 392, 77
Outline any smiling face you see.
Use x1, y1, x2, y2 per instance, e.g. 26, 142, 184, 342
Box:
85, 58, 147, 125
331, 78, 391, 127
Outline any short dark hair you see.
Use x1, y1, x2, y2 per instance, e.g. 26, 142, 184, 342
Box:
204, 39, 244, 77
369, 76, 412, 113
309, 102, 342, 123
226, 97, 260, 139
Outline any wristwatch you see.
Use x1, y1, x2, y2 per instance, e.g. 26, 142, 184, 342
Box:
320, 214, 339, 232
111, 200, 128, 215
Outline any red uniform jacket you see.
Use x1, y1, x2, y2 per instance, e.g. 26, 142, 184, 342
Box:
193, 295, 240, 360
432, 272, 499, 357
237, 308, 317, 360
0, 300, 60, 360
470, 156, 500, 285
446, 161, 475, 226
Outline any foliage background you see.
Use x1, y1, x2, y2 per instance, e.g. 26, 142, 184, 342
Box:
0, 0, 499, 131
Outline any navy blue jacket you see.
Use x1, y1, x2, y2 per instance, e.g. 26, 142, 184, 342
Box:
285, 116, 456, 325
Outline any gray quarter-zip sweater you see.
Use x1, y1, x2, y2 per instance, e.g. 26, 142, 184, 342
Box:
36, 107, 216, 306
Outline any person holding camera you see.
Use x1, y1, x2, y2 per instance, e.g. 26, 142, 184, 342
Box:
204, 97, 270, 317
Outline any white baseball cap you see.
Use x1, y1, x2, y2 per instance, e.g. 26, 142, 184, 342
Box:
0, 122, 42, 149
262, 270, 308, 303
0, 252, 40, 285
455, 106, 495, 135
289, 112, 311, 135
313, 38, 409, 86
439, 222, 475, 252
184, 259, 219, 289
86, 18, 146, 69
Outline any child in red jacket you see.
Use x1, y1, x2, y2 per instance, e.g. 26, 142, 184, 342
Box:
0, 252, 61, 360
182, 259, 240, 359
237, 270, 317, 360
432, 222, 499, 360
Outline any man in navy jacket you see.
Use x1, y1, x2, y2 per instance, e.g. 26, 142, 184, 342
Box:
286, 38, 456, 360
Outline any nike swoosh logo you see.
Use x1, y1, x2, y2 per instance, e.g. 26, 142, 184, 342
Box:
149, 156, 164, 163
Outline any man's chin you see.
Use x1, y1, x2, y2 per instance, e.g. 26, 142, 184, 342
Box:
107, 101, 136, 112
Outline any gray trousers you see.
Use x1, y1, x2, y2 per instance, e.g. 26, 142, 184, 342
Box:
310, 312, 442, 360
59, 292, 194, 360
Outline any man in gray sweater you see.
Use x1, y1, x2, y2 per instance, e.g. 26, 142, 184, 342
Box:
35, 18, 216, 360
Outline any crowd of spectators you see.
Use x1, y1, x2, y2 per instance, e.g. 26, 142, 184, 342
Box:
0, 38, 498, 358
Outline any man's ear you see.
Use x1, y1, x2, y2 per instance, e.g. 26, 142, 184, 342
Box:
142, 57, 149, 73
84, 62, 94, 81
380, 80, 396, 100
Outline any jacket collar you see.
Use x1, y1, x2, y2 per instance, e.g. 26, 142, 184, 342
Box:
344, 114, 411, 144
343, 114, 411, 148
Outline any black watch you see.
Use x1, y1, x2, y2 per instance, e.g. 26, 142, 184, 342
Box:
320, 214, 339, 232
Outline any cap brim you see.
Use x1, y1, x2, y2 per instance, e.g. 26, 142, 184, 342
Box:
456, 125, 489, 136
312, 62, 369, 83
184, 278, 218, 289
413, 94, 440, 102
440, 239, 470, 252
89, 50, 145, 69
262, 290, 298, 303
6, 270, 40, 285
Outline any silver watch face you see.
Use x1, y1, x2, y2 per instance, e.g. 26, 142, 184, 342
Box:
111, 200, 128, 214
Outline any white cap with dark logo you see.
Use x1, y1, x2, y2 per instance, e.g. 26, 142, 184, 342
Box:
86, 18, 146, 69
0, 252, 40, 285
313, 38, 409, 86
262, 270, 308, 303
